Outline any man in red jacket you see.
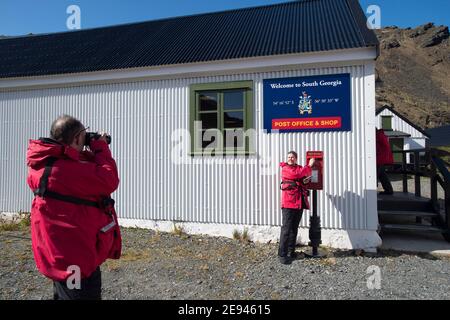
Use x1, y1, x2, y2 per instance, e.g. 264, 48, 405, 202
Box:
26, 115, 121, 300
376, 128, 394, 195
278, 151, 315, 265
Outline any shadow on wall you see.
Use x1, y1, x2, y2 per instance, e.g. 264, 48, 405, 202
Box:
326, 189, 380, 249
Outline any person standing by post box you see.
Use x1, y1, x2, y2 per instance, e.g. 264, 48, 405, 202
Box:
278, 151, 315, 265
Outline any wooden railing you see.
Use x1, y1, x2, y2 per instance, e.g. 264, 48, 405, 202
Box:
430, 155, 450, 231
386, 148, 450, 233
395, 148, 427, 196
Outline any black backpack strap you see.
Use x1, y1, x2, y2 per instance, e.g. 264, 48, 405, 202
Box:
33, 157, 104, 209
43, 190, 101, 208
34, 157, 58, 197
280, 181, 299, 191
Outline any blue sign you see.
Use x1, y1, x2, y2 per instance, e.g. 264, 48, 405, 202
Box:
263, 73, 352, 133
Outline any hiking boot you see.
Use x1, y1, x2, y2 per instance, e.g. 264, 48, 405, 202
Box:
279, 256, 293, 265
287, 252, 299, 259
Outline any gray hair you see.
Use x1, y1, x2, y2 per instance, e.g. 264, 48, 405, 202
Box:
50, 115, 84, 145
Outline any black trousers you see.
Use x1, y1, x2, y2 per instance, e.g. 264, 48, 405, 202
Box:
278, 208, 303, 257
53, 267, 102, 300
377, 165, 393, 193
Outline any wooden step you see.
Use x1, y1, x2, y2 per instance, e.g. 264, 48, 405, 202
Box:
378, 201, 433, 212
378, 193, 433, 212
378, 210, 438, 218
380, 224, 444, 233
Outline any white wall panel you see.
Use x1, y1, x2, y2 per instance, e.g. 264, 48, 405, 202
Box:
0, 63, 377, 231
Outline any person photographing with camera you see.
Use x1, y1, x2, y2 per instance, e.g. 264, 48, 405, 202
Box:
278, 151, 315, 265
26, 115, 121, 300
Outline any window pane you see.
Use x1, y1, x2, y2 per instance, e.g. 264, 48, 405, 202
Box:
199, 92, 218, 111
224, 90, 244, 110
381, 116, 392, 130
224, 111, 244, 128
199, 113, 218, 130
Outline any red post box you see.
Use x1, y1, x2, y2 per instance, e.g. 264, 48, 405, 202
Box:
306, 151, 324, 190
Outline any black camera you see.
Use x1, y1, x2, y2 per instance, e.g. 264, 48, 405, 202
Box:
84, 132, 111, 146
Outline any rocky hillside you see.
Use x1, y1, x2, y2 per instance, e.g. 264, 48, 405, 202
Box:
375, 23, 450, 129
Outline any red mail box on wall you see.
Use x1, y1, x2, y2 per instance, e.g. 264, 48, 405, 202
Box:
306, 151, 324, 190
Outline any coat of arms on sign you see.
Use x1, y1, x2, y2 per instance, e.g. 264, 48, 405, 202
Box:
298, 91, 313, 115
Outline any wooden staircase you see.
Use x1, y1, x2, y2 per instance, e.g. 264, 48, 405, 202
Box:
378, 193, 449, 240
378, 148, 450, 242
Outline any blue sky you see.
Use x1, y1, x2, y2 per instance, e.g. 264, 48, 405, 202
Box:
1, 0, 449, 36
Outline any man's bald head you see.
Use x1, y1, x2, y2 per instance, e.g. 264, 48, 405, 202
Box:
50, 115, 84, 145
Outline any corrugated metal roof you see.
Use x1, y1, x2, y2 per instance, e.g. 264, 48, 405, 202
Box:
0, 0, 378, 79
384, 130, 411, 138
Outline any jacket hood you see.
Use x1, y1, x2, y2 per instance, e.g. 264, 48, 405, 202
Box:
27, 138, 79, 168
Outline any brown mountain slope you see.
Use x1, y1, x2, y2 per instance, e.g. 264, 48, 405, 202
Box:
375, 23, 450, 129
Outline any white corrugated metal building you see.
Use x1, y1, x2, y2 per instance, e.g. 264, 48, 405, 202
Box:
376, 105, 430, 163
0, 0, 382, 250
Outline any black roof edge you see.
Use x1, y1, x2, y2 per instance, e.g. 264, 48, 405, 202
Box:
346, 0, 380, 58
376, 105, 430, 138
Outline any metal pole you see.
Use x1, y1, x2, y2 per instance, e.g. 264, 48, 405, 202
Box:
307, 190, 322, 258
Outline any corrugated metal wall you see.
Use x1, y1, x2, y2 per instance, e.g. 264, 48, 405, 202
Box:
377, 109, 427, 139
0, 64, 376, 230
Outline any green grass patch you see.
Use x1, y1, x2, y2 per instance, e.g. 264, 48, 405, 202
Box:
232, 228, 251, 243
171, 223, 187, 237
0, 212, 31, 232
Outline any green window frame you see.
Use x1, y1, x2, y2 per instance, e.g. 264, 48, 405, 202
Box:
189, 81, 254, 156
381, 116, 393, 131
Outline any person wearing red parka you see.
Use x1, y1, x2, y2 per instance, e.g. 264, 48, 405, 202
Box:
26, 115, 121, 300
376, 128, 394, 195
278, 151, 315, 265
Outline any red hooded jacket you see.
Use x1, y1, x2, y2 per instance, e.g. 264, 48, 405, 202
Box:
280, 162, 312, 210
376, 129, 394, 166
26, 138, 122, 281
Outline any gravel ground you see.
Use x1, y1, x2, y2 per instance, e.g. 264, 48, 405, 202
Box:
1, 227, 449, 300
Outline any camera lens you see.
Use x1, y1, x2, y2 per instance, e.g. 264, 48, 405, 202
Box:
84, 132, 111, 145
